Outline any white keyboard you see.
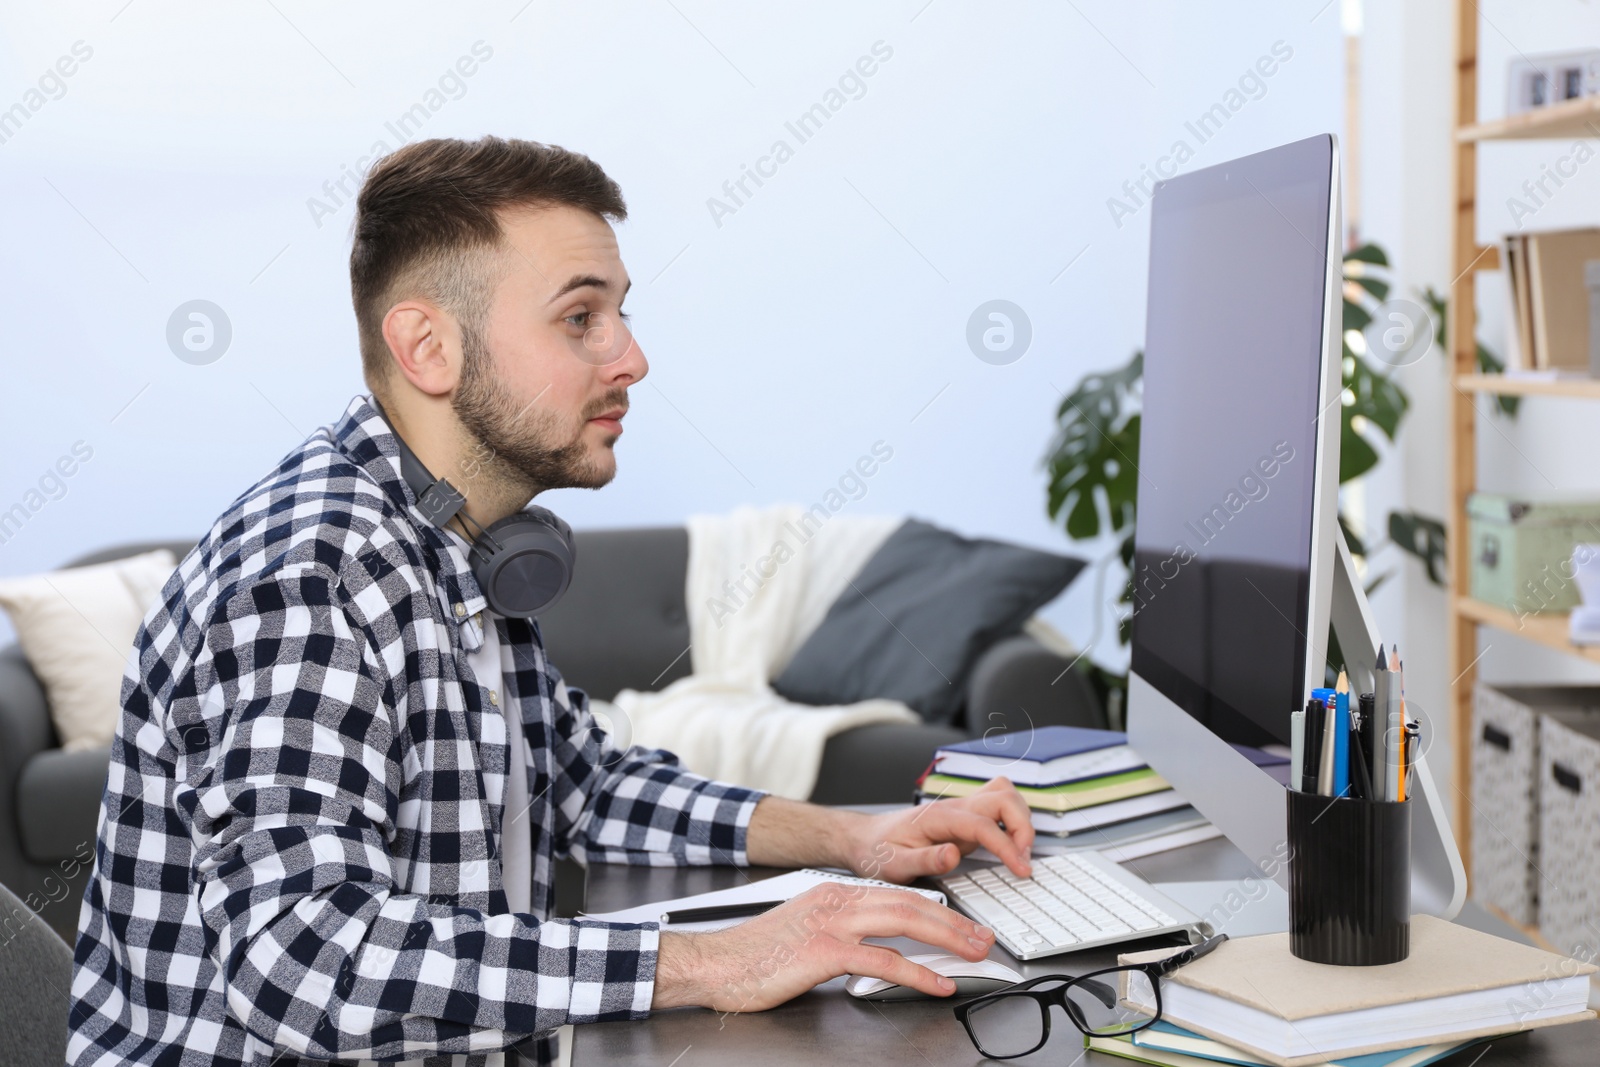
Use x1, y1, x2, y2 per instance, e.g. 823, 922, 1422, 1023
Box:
934, 850, 1209, 961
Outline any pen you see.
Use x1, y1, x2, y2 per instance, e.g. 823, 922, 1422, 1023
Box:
661, 900, 784, 924
1303, 698, 1326, 795
1353, 693, 1376, 801
1318, 695, 1338, 797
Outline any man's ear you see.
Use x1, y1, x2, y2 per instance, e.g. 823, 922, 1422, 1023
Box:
382, 299, 461, 398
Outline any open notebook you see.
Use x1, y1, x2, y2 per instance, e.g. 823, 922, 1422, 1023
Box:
581, 868, 945, 931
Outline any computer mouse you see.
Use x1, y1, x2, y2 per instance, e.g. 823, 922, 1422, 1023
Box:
843, 952, 1024, 1002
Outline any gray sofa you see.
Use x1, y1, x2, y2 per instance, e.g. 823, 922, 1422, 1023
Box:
1, 529, 1102, 938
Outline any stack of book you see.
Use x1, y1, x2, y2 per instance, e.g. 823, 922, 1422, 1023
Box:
1090, 915, 1596, 1066
914, 726, 1224, 857
1088, 1021, 1497, 1067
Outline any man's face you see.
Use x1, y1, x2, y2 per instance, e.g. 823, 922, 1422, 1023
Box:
451, 202, 646, 492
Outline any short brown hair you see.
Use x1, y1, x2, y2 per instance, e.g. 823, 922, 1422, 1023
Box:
350, 136, 627, 388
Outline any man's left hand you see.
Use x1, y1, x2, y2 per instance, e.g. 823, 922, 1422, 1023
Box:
840, 778, 1034, 883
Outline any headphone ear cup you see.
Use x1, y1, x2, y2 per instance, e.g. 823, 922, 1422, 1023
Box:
471, 508, 575, 619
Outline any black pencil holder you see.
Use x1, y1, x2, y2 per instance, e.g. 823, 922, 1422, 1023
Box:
1285, 788, 1410, 965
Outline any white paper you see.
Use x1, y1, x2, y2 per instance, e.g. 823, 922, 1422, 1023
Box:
580, 868, 947, 931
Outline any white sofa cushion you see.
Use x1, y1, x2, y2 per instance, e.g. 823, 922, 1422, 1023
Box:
0, 549, 176, 751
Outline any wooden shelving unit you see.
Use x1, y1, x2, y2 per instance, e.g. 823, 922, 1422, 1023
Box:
1455, 373, 1600, 398
1448, 3, 1600, 939
1457, 92, 1600, 142
1456, 598, 1600, 668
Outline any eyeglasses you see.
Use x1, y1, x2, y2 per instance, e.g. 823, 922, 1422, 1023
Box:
953, 933, 1228, 1060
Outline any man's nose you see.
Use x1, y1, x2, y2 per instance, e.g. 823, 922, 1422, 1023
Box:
601, 321, 647, 385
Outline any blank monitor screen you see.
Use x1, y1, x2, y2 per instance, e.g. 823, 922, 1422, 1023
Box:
1130, 135, 1333, 749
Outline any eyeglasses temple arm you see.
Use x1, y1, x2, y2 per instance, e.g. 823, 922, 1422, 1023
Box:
1155, 933, 1229, 976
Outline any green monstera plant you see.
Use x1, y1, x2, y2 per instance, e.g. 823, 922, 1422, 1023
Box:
1045, 243, 1470, 718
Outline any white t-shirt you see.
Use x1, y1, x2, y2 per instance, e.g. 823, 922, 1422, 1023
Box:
447, 534, 533, 914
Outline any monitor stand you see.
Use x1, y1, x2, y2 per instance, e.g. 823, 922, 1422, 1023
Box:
1156, 878, 1289, 937
1326, 527, 1465, 920
1135, 529, 1466, 933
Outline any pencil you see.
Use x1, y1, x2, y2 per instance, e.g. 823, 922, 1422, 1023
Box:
1372, 645, 1391, 800
1397, 713, 1407, 802
1387, 645, 1405, 801
1333, 670, 1351, 797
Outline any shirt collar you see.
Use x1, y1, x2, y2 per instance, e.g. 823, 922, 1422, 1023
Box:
331, 394, 489, 634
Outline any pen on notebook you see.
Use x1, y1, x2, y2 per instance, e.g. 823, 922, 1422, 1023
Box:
1303, 698, 1326, 795
661, 901, 784, 924
1333, 671, 1351, 798
1290, 713, 1303, 792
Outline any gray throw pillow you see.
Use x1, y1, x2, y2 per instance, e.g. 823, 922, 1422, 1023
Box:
772, 519, 1084, 724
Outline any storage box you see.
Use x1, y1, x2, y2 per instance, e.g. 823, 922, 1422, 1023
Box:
1471, 685, 1542, 924
1467, 494, 1600, 614
1470, 684, 1600, 928
1538, 712, 1600, 960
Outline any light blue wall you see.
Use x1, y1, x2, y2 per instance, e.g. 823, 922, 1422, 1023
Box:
0, 1, 1343, 664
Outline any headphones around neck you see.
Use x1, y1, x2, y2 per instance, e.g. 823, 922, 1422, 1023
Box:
385, 419, 575, 620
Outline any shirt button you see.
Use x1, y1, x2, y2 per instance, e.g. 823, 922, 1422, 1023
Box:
454, 603, 467, 618
489, 689, 499, 706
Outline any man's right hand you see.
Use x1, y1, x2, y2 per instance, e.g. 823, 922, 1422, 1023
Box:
650, 883, 997, 1013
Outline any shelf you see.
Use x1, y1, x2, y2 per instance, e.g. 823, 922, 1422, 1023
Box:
1455, 597, 1600, 666
1455, 373, 1600, 398
1457, 95, 1600, 141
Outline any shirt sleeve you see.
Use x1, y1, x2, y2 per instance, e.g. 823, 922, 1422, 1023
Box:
183, 561, 659, 1061
538, 644, 766, 868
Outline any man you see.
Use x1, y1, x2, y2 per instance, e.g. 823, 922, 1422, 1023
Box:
68, 136, 1035, 1067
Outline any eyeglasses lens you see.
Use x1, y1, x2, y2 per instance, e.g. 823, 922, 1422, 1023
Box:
1064, 971, 1156, 1036
963, 993, 1048, 1058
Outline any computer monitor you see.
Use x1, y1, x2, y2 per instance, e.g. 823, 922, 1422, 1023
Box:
1125, 134, 1465, 920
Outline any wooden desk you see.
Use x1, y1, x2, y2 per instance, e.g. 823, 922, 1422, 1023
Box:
571, 837, 1599, 1065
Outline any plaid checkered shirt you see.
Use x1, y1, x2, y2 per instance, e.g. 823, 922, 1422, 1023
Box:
67, 395, 765, 1067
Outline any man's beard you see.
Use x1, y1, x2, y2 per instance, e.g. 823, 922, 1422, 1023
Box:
451, 324, 623, 492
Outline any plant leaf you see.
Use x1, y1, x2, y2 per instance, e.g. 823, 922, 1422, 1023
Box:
1340, 418, 1380, 483
1345, 243, 1389, 266
1388, 509, 1449, 586
1343, 300, 1373, 333
1044, 352, 1144, 543
1349, 274, 1391, 303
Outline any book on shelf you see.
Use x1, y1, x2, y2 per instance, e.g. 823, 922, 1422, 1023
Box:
1084, 1021, 1494, 1067
1115, 915, 1597, 1067
1501, 227, 1600, 373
